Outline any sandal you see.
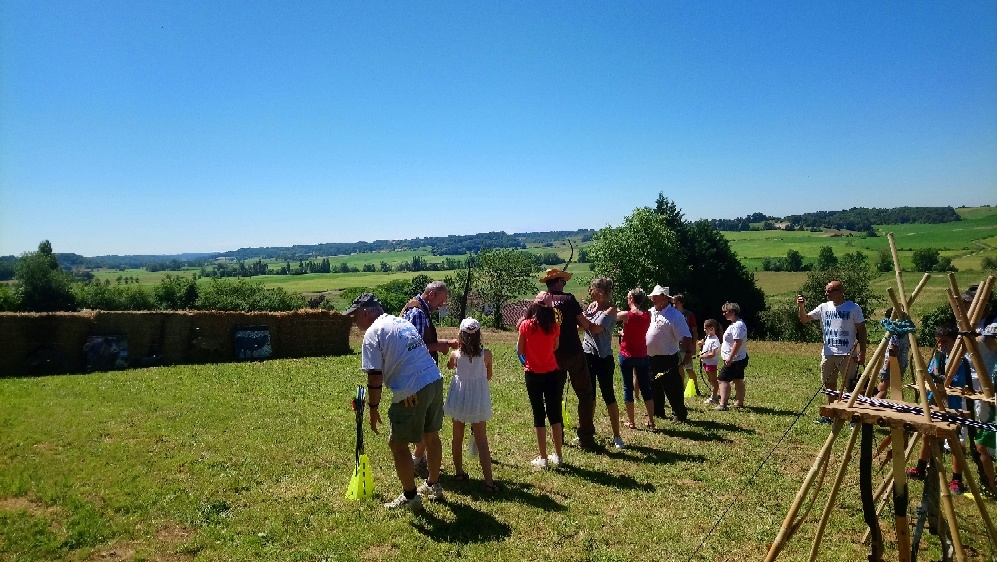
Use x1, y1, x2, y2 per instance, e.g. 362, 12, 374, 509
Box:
453, 472, 469, 482
645, 421, 656, 431
483, 483, 501, 494
622, 420, 637, 430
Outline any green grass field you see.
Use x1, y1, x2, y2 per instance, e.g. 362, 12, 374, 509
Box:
733, 207, 997, 272
2, 339, 995, 561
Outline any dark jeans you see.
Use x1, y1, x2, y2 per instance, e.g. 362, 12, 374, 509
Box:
619, 354, 652, 403
555, 348, 596, 447
650, 353, 687, 421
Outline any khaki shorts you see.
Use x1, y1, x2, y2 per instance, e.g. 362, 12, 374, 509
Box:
821, 355, 858, 390
388, 378, 444, 444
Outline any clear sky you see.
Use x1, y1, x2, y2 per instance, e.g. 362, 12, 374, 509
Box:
1, 1, 995, 257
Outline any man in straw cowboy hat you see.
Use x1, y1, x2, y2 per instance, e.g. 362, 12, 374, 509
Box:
540, 268, 598, 450
646, 284, 694, 423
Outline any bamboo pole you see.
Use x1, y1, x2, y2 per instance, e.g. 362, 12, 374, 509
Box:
889, 233, 910, 319
948, 437, 997, 545
764, 420, 844, 562
887, 235, 934, 423
890, 425, 912, 562
944, 276, 994, 387
946, 288, 995, 399
807, 424, 861, 562
862, 432, 921, 544
928, 437, 966, 562
906, 273, 931, 309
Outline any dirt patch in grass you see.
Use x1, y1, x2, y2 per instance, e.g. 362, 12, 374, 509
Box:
361, 542, 398, 561
0, 496, 60, 517
84, 523, 196, 562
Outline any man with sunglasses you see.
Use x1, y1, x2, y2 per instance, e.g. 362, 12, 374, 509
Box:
797, 280, 867, 423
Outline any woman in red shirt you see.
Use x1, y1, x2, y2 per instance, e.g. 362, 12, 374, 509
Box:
616, 288, 655, 430
518, 291, 563, 469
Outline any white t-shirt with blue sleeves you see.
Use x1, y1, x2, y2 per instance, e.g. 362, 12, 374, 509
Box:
361, 314, 442, 403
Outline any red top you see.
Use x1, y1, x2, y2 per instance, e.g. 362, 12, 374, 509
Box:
519, 318, 561, 373
620, 310, 650, 358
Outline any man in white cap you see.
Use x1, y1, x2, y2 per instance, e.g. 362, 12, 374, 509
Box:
345, 293, 445, 511
645, 285, 693, 423
540, 268, 598, 449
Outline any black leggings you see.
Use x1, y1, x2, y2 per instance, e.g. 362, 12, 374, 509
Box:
525, 370, 565, 427
586, 353, 617, 406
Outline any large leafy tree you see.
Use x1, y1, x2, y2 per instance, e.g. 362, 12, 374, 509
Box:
588, 207, 681, 305
683, 220, 766, 330
474, 248, 537, 328
590, 197, 766, 332
15, 240, 76, 311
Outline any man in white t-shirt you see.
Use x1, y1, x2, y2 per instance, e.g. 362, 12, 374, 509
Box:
797, 280, 867, 422
346, 293, 445, 511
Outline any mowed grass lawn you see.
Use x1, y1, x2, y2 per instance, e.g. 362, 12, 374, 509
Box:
3, 336, 996, 561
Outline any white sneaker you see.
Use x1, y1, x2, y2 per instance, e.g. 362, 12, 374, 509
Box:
548, 454, 561, 467
704, 397, 718, 405
530, 456, 548, 469
416, 481, 443, 501
613, 436, 625, 449
384, 492, 422, 510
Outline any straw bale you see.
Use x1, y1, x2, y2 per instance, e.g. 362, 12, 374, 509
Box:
0, 309, 352, 377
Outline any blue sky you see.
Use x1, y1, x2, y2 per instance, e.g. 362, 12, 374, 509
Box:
1, 1, 995, 257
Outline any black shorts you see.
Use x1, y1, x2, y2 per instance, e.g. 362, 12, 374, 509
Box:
718, 356, 748, 382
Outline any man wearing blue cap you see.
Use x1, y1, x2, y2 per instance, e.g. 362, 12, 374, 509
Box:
345, 293, 445, 511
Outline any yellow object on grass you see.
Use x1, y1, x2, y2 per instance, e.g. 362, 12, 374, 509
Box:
345, 454, 375, 500
684, 377, 697, 398
562, 398, 572, 430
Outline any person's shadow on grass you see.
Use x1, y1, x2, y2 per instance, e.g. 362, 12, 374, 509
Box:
442, 477, 566, 512
556, 462, 658, 491
411, 500, 512, 543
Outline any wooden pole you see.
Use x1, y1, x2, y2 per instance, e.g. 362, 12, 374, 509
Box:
862, 431, 920, 544
946, 288, 995, 398
890, 425, 912, 562
807, 423, 861, 562
928, 437, 966, 562
944, 276, 994, 387
948, 438, 997, 545
764, 420, 844, 562
886, 234, 934, 422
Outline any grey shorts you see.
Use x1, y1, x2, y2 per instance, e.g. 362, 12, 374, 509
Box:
388, 378, 444, 444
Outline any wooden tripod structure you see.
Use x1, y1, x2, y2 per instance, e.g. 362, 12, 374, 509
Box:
764, 233, 997, 562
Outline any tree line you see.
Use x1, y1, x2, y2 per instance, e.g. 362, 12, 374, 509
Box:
0, 241, 305, 313
709, 206, 960, 233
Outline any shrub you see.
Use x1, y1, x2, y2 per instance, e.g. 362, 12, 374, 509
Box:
195, 278, 305, 312
0, 283, 19, 311
153, 275, 198, 310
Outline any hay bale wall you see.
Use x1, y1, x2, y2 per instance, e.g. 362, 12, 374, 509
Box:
0, 310, 352, 376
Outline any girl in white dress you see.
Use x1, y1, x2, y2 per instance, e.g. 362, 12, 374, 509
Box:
444, 318, 497, 492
